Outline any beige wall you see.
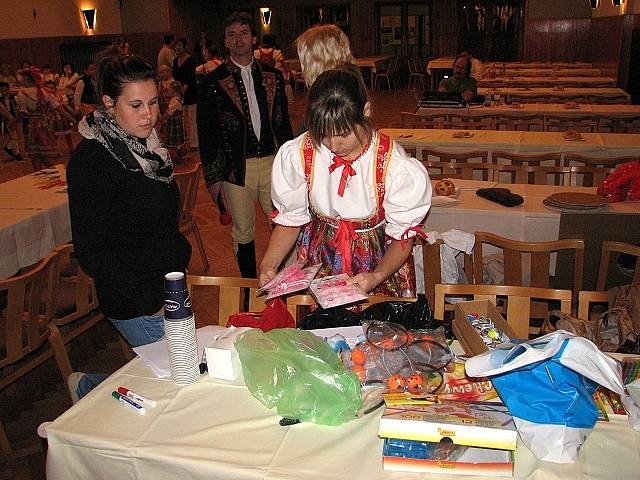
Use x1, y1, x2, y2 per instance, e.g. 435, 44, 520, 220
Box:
527, 0, 591, 19
0, 0, 123, 39
120, 0, 169, 33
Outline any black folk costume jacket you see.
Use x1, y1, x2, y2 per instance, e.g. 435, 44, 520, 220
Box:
197, 58, 293, 188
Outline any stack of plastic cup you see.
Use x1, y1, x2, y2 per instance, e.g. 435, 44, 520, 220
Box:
164, 272, 200, 385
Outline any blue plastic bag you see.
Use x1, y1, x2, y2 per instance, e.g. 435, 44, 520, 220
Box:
465, 330, 632, 463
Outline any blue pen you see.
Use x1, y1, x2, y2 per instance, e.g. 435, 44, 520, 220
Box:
112, 391, 146, 414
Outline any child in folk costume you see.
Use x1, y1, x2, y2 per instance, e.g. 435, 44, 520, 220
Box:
259, 68, 432, 297
47, 80, 76, 153
160, 80, 186, 160
15, 67, 63, 170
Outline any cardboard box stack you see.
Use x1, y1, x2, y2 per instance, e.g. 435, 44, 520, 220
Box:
378, 399, 517, 476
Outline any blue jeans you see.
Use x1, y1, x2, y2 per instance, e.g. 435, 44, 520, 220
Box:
76, 313, 165, 398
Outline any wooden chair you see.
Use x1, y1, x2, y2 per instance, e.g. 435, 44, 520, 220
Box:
495, 114, 544, 132
401, 111, 449, 130
285, 294, 416, 324
472, 232, 584, 304
492, 151, 562, 183
563, 153, 633, 170
449, 113, 496, 130
596, 241, 640, 291
47, 244, 131, 388
186, 275, 266, 326
617, 116, 640, 134
0, 250, 62, 455
422, 160, 495, 181
407, 57, 425, 90
175, 164, 209, 271
577, 290, 608, 323
545, 115, 597, 133
588, 94, 630, 105
434, 283, 572, 338
510, 94, 548, 104
505, 165, 606, 186
420, 148, 492, 180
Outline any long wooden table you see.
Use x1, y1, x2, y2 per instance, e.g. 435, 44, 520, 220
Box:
382, 128, 640, 160
479, 76, 616, 88
477, 87, 630, 104
485, 68, 603, 77
46, 334, 640, 480
0, 170, 70, 278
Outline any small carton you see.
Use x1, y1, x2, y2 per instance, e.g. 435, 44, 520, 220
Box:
204, 326, 252, 381
452, 300, 517, 357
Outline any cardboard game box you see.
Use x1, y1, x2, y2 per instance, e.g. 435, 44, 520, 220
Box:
383, 437, 514, 477
452, 300, 518, 356
378, 400, 517, 451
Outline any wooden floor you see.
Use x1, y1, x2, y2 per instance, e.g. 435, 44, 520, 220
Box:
0, 85, 418, 479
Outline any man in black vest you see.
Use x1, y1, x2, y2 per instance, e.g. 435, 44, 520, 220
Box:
74, 63, 97, 116
198, 12, 293, 278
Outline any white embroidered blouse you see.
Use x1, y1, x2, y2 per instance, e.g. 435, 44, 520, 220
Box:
271, 131, 432, 240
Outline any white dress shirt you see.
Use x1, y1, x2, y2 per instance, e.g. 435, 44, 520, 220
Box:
231, 58, 261, 141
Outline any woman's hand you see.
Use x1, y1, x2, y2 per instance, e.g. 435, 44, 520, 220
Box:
347, 271, 385, 293
258, 265, 277, 288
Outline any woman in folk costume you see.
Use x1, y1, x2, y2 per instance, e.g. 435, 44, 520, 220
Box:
15, 67, 60, 170
259, 67, 431, 296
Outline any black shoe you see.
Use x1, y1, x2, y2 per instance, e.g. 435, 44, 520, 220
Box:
3, 147, 20, 161
235, 240, 257, 279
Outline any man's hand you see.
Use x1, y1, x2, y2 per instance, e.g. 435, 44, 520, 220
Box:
462, 90, 474, 101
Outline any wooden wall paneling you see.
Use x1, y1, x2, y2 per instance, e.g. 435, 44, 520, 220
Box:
350, 0, 375, 57
523, 18, 590, 62
589, 14, 623, 82
431, 0, 459, 58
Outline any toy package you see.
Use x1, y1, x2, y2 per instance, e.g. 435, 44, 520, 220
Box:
309, 274, 368, 309
259, 261, 321, 300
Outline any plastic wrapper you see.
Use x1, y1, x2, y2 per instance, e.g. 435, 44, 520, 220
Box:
234, 328, 362, 426
597, 160, 640, 202
465, 330, 640, 463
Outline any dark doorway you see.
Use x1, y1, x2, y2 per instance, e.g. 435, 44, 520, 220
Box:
627, 29, 640, 105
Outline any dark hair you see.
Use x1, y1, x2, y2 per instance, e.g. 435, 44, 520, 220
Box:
223, 12, 256, 37
0, 81, 9, 89
176, 37, 188, 48
305, 66, 371, 147
63, 62, 75, 73
95, 46, 156, 107
163, 34, 175, 45
262, 34, 277, 49
453, 54, 471, 75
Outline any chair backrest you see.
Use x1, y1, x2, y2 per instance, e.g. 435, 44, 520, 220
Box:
577, 290, 608, 323
422, 160, 495, 181
589, 95, 630, 105
472, 231, 584, 302
0, 250, 61, 378
449, 113, 496, 130
186, 275, 266, 326
511, 94, 548, 104
434, 283, 572, 338
495, 114, 544, 132
52, 244, 99, 326
421, 148, 490, 164
618, 116, 640, 134
506, 165, 607, 186
401, 112, 448, 130
174, 163, 202, 226
563, 153, 632, 169
285, 294, 416, 324
545, 115, 597, 133
596, 240, 640, 291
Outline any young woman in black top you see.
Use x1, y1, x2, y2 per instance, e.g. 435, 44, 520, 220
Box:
67, 47, 191, 397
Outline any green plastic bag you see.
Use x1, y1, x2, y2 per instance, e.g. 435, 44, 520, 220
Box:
235, 328, 362, 426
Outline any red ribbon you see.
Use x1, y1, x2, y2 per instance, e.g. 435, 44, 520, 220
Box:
330, 220, 359, 273
328, 155, 357, 197
400, 226, 428, 247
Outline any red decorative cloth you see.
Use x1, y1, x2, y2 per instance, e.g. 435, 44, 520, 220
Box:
330, 220, 359, 273
328, 155, 357, 197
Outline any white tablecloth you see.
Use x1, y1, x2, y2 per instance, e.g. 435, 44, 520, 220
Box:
478, 76, 615, 88
477, 87, 630, 103
0, 172, 71, 278
46, 355, 640, 480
